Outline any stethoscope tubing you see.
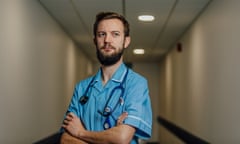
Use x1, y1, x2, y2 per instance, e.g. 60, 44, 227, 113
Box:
79, 68, 129, 129
101, 85, 124, 116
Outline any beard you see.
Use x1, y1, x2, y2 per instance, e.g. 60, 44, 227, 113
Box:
96, 44, 124, 66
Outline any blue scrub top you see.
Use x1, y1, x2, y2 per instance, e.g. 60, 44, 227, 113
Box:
64, 63, 152, 143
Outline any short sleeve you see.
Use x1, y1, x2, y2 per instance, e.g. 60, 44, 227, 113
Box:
66, 84, 82, 116
59, 83, 82, 132
123, 74, 152, 140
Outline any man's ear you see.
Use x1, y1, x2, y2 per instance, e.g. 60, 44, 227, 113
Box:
124, 36, 131, 49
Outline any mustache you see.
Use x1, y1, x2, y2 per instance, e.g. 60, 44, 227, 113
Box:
100, 44, 115, 49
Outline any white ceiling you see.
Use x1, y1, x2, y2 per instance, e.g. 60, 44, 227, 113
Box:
38, 0, 212, 63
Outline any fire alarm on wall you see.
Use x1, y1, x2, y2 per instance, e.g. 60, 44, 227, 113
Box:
177, 42, 182, 52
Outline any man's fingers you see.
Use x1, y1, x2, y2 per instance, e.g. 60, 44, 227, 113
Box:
66, 112, 76, 119
119, 112, 128, 119
117, 112, 128, 125
62, 113, 75, 127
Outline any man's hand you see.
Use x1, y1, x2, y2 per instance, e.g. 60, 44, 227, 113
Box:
117, 112, 128, 125
62, 112, 85, 137
61, 112, 134, 144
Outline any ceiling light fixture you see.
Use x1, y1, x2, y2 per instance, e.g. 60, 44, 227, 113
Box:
138, 15, 155, 22
133, 49, 145, 55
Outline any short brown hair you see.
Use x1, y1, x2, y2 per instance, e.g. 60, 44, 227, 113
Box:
93, 12, 130, 37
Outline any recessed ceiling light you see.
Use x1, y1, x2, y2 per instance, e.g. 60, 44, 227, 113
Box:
133, 49, 145, 55
138, 15, 155, 22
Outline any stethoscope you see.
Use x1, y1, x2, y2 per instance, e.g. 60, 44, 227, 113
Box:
79, 68, 129, 130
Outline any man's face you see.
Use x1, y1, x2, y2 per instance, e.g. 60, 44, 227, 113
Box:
94, 19, 130, 66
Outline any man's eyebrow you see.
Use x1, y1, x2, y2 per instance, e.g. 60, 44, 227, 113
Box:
112, 31, 121, 33
97, 31, 121, 34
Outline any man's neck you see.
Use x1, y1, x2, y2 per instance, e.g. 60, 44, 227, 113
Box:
101, 60, 122, 86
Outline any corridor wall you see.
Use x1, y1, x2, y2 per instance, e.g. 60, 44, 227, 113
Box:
159, 0, 240, 143
0, 0, 92, 143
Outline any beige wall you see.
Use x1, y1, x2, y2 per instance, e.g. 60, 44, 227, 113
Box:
159, 0, 240, 143
0, 0, 92, 143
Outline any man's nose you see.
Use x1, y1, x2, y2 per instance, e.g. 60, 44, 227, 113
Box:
104, 34, 112, 43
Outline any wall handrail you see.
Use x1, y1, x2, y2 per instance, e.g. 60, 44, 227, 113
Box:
33, 132, 62, 144
157, 116, 210, 144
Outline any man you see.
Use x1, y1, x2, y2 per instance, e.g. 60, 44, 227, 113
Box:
60, 11, 152, 144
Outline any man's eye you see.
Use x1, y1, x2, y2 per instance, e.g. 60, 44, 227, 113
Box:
113, 32, 120, 37
97, 33, 106, 37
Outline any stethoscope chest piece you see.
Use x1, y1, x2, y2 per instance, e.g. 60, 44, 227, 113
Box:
79, 96, 89, 105
104, 116, 111, 130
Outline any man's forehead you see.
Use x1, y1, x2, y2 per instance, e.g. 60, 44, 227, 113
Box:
97, 19, 124, 31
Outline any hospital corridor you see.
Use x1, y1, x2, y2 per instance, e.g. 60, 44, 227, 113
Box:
1, 0, 240, 143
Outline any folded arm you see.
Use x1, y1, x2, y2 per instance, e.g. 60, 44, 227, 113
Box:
61, 112, 135, 144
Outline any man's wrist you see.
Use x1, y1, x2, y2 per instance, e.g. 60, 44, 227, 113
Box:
77, 130, 85, 139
